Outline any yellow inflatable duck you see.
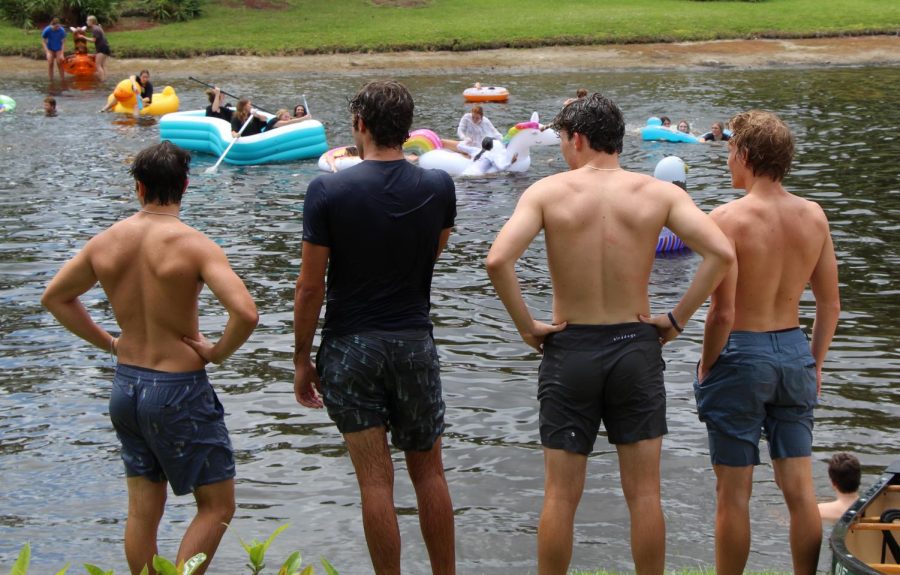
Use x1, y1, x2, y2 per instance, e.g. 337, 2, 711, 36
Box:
104, 77, 179, 116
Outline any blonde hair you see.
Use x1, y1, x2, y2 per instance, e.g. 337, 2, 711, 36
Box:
729, 110, 795, 182
86, 15, 98, 25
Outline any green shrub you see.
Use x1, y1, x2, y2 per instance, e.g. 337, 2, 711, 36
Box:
140, 0, 201, 22
0, 0, 117, 29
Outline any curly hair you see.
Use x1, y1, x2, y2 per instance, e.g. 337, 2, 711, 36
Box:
349, 80, 414, 150
550, 93, 624, 155
729, 110, 795, 182
129, 141, 191, 205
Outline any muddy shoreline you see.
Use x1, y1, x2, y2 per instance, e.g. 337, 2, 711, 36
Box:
2, 35, 899, 79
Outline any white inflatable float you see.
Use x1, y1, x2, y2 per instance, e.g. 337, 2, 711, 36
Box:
412, 113, 559, 177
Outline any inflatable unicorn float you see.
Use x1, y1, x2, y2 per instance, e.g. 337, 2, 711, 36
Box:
408, 112, 559, 177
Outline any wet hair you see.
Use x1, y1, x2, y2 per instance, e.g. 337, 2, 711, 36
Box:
729, 110, 795, 182
473, 136, 494, 161
576, 88, 588, 99
349, 80, 414, 149
660, 115, 671, 126
828, 453, 861, 494
129, 141, 191, 206
44, 96, 56, 106
345, 146, 359, 156
551, 92, 625, 155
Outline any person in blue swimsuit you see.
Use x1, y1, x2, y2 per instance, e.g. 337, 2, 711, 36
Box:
40, 17, 67, 81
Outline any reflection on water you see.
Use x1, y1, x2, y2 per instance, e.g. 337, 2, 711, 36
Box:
1, 66, 898, 574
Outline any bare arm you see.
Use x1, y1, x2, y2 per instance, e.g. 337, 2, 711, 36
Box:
211, 88, 222, 113
41, 243, 118, 354
643, 187, 735, 341
486, 184, 565, 351
184, 242, 258, 364
809, 223, 840, 394
293, 241, 329, 408
436, 227, 452, 258
700, 235, 737, 378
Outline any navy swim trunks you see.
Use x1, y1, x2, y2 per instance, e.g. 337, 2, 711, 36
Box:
316, 330, 445, 452
694, 328, 817, 467
109, 364, 235, 496
538, 323, 667, 454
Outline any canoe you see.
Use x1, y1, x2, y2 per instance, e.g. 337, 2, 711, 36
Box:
830, 460, 900, 575
160, 110, 328, 166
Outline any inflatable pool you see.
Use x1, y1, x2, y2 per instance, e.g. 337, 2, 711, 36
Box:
0, 94, 15, 113
416, 113, 558, 177
641, 117, 700, 143
160, 110, 329, 166
105, 78, 179, 116
317, 146, 363, 172
463, 85, 509, 103
653, 156, 689, 253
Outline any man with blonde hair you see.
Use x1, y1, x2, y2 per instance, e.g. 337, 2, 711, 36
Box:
696, 110, 840, 575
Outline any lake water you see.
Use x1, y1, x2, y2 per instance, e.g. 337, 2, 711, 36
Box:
1, 64, 898, 574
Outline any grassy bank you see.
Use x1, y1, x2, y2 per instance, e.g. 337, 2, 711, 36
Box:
0, 0, 898, 58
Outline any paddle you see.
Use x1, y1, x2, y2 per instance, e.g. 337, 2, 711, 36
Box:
205, 113, 254, 174
302, 93, 310, 116
188, 76, 273, 114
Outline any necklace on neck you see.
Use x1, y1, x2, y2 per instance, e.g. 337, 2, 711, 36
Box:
585, 164, 621, 172
140, 209, 180, 219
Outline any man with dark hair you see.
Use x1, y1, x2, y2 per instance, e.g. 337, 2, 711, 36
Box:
819, 453, 861, 523
293, 80, 457, 575
696, 110, 840, 575
486, 93, 734, 575
42, 140, 258, 575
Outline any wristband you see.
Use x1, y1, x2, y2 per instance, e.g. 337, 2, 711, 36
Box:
667, 311, 684, 333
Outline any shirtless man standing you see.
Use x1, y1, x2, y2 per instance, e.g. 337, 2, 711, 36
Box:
696, 110, 840, 575
42, 141, 258, 575
486, 93, 734, 575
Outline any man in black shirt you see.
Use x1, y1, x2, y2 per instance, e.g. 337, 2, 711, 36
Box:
294, 80, 457, 575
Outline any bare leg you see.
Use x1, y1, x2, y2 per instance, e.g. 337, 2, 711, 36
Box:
773, 456, 821, 575
56, 53, 65, 81
345, 427, 400, 575
176, 478, 235, 575
537, 448, 587, 575
405, 437, 455, 574
125, 476, 167, 575
46, 52, 55, 81
712, 464, 754, 575
95, 53, 107, 81
617, 437, 665, 575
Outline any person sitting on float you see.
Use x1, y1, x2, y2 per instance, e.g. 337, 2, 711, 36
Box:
471, 136, 517, 174
101, 70, 152, 112
293, 104, 311, 120
205, 86, 233, 122
231, 97, 268, 137
441, 104, 503, 157
263, 108, 313, 131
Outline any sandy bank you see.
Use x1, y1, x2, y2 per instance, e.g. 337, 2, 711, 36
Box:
2, 35, 898, 78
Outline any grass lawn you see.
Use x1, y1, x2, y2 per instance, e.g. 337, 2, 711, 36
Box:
0, 0, 899, 57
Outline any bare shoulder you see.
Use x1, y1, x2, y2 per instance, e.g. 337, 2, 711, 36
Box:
521, 170, 576, 202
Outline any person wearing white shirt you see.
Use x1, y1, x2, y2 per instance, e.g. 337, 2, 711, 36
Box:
442, 105, 503, 157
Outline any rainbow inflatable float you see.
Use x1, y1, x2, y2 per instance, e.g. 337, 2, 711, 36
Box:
104, 78, 179, 116
0, 95, 15, 113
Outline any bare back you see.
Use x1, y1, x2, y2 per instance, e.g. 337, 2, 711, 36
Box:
713, 189, 830, 330
536, 168, 708, 324
87, 214, 213, 371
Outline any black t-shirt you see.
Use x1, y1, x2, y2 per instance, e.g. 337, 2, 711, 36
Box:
206, 104, 233, 122
230, 115, 266, 136
303, 159, 457, 336
137, 78, 153, 103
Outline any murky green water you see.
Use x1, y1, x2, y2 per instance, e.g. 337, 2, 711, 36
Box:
1, 65, 898, 574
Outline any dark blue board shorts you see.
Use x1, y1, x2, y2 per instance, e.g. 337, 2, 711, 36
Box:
538, 323, 667, 454
316, 330, 445, 452
109, 363, 235, 496
694, 328, 817, 467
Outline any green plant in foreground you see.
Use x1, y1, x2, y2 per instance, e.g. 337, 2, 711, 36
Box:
84, 552, 206, 575
238, 523, 339, 575
9, 542, 70, 575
